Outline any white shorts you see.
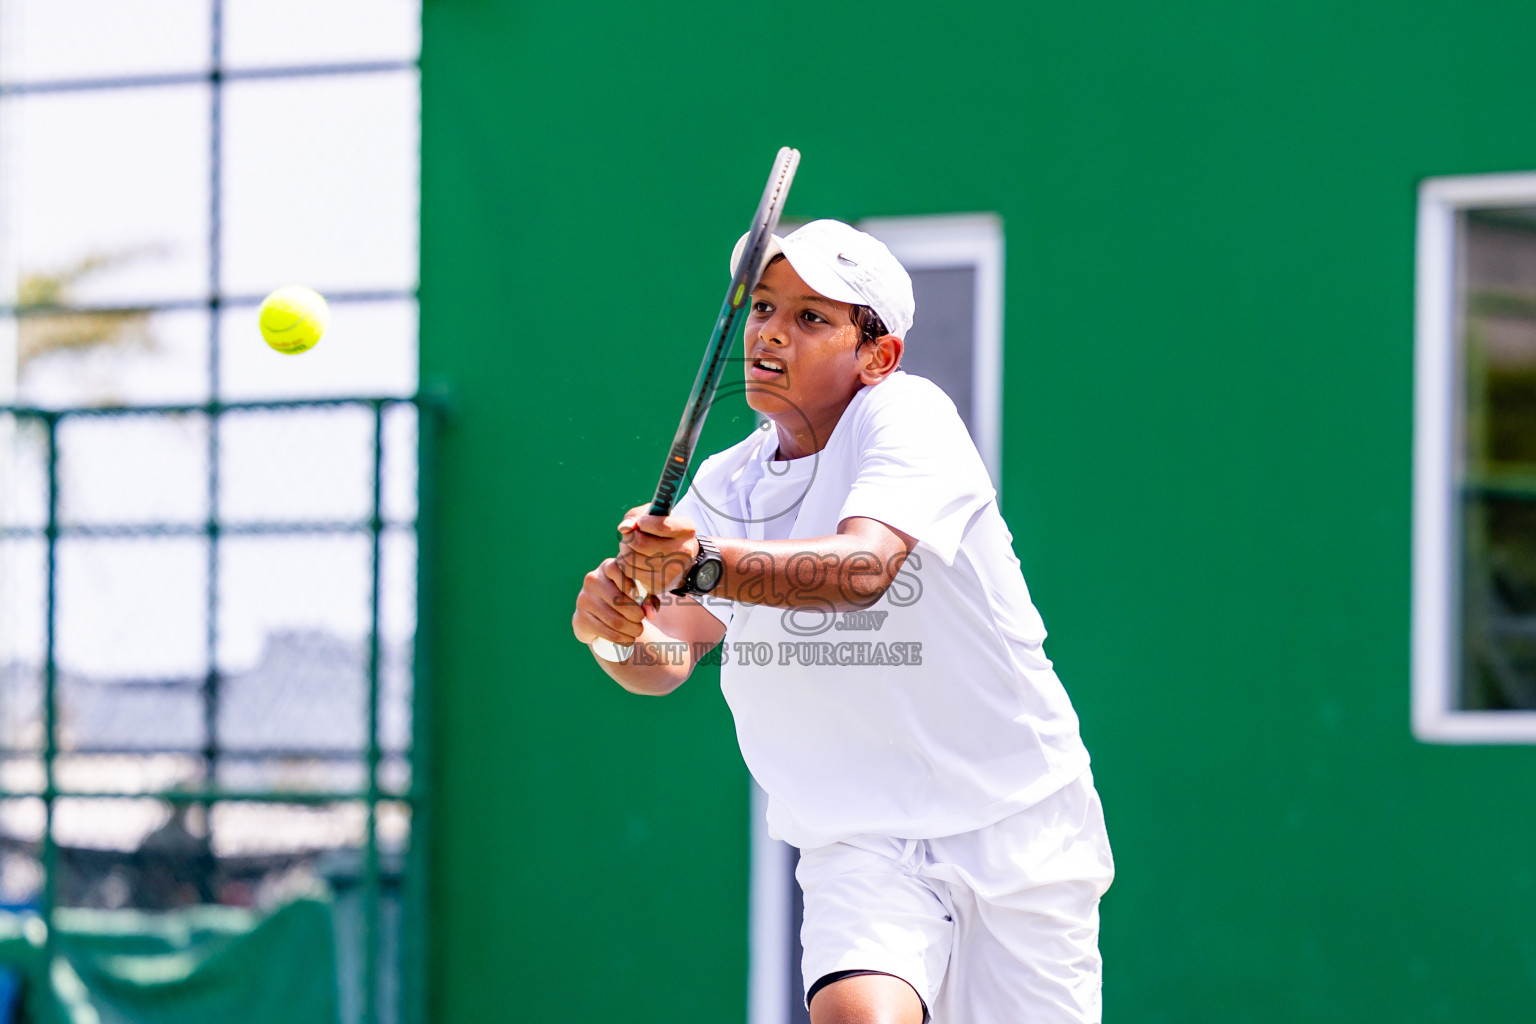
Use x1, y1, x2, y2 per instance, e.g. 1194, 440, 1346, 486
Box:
796, 770, 1114, 1024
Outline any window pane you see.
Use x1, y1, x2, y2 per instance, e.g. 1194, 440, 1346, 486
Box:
1459, 208, 1536, 711
901, 266, 977, 429
5, 87, 211, 304
221, 73, 419, 296
223, 0, 420, 69
0, 0, 210, 84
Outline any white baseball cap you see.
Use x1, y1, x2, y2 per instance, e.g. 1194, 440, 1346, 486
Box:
730, 219, 915, 339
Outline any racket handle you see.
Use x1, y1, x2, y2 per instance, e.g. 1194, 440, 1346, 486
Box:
591, 578, 650, 663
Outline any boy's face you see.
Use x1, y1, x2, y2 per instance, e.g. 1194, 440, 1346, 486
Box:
744, 258, 869, 450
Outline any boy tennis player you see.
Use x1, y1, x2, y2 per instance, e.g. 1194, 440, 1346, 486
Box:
572, 219, 1113, 1024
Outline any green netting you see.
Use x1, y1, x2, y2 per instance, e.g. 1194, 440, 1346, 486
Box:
0, 898, 337, 1024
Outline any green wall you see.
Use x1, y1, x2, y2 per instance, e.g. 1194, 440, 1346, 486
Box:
421, 2, 1536, 1020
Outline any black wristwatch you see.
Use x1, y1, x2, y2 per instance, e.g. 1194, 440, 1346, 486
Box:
671, 536, 725, 597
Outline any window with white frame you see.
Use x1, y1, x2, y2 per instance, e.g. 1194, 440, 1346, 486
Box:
1414, 174, 1536, 743
746, 213, 1004, 1024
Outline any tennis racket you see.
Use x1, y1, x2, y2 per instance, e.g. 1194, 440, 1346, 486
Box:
593, 146, 800, 662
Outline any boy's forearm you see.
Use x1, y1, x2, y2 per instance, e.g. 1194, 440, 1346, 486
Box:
713, 535, 905, 611
589, 619, 694, 695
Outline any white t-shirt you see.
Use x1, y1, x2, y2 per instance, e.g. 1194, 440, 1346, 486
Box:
674, 371, 1091, 850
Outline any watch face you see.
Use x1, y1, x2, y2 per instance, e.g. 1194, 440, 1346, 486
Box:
695, 560, 723, 592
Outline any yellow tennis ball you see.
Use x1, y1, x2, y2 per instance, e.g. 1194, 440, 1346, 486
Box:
259, 286, 330, 354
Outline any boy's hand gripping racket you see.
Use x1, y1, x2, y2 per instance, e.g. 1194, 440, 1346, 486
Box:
592, 146, 800, 663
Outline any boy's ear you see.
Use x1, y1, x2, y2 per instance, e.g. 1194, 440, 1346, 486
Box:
858, 334, 903, 385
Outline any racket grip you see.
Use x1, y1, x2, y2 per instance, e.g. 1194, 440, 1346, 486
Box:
591, 578, 650, 663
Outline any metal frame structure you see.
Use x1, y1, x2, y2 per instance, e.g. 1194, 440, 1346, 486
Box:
0, 3, 426, 1022
1, 399, 433, 1024
0, 396, 434, 1024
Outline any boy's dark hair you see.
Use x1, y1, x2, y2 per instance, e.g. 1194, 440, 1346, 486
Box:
767, 253, 889, 348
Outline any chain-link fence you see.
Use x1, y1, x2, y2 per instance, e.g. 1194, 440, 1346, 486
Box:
0, 395, 431, 1024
